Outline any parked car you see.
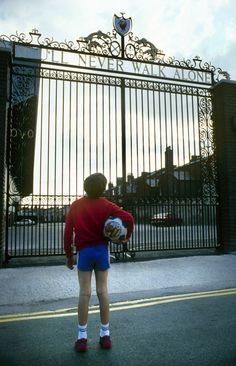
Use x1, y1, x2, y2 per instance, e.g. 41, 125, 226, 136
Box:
151, 212, 182, 226
15, 219, 35, 226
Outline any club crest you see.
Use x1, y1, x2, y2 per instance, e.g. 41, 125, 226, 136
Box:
113, 13, 132, 36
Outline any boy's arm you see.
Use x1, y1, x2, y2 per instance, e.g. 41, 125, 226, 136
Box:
66, 255, 74, 270
109, 202, 134, 240
64, 207, 74, 259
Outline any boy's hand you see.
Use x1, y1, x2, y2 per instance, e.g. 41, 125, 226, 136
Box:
66, 256, 74, 270
112, 238, 129, 244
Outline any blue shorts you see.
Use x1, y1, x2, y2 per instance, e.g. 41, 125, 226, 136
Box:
77, 244, 110, 272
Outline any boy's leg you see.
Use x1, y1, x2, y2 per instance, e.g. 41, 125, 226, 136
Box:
95, 270, 112, 349
95, 270, 109, 324
78, 270, 92, 325
75, 269, 92, 352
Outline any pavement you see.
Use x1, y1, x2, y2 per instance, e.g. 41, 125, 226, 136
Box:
0, 251, 236, 313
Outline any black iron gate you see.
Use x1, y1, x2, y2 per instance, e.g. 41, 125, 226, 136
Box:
2, 14, 226, 259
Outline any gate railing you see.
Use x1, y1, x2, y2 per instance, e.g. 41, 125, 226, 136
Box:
1, 13, 228, 260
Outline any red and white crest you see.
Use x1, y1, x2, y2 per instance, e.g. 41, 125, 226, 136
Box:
113, 13, 132, 36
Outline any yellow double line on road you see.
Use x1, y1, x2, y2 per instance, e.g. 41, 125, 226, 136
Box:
0, 288, 236, 324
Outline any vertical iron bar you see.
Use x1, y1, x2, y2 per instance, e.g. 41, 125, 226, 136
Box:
47, 77, 51, 255
54, 79, 58, 253
61, 76, 65, 250
146, 90, 152, 249
108, 84, 111, 183
39, 76, 44, 254
96, 83, 98, 173
31, 68, 38, 255
89, 82, 91, 175
141, 87, 145, 175
69, 80, 72, 200
75, 81, 78, 197
180, 91, 186, 249
192, 93, 199, 247
175, 91, 181, 249
135, 85, 140, 248
82, 82, 85, 188
102, 83, 105, 175
159, 89, 164, 250
120, 78, 126, 196
129, 87, 132, 181
67, 78, 72, 254
115, 84, 118, 191
121, 35, 125, 58
147, 90, 151, 175
169, 91, 176, 249
135, 86, 139, 178
153, 90, 157, 174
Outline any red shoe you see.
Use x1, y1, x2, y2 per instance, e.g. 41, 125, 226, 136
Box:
100, 335, 112, 349
74, 338, 87, 352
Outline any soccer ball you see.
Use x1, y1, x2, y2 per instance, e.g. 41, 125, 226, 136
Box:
103, 216, 127, 242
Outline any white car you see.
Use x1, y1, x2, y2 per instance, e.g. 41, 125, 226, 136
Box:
15, 219, 35, 226
151, 212, 182, 226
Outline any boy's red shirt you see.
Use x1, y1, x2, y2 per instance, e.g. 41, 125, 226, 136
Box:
64, 196, 134, 257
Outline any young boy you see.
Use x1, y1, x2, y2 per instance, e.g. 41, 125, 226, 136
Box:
64, 173, 134, 352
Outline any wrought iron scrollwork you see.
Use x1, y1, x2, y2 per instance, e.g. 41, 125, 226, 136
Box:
20, 195, 80, 206
79, 30, 118, 56
125, 34, 164, 62
199, 96, 218, 204
0, 14, 230, 83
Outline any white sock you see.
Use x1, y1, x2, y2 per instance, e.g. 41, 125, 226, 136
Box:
100, 323, 110, 337
78, 324, 87, 340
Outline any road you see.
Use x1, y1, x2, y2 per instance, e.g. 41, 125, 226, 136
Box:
0, 288, 235, 366
6, 223, 218, 256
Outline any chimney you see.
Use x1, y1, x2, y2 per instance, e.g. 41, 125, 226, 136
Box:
165, 146, 174, 173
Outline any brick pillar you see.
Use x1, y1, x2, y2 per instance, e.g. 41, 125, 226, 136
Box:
0, 49, 11, 266
212, 80, 236, 252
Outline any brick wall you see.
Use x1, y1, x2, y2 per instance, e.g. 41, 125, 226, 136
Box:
0, 49, 11, 266
212, 80, 236, 252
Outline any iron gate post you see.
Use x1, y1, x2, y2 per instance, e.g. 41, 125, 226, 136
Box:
212, 80, 236, 252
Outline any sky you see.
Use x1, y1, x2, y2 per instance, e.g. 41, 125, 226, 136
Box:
1, 0, 236, 80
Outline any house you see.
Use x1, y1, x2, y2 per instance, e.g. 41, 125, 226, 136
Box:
105, 147, 202, 199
